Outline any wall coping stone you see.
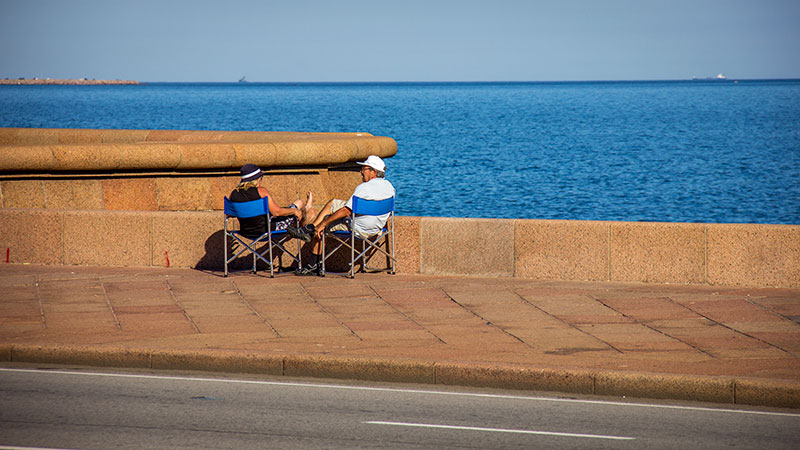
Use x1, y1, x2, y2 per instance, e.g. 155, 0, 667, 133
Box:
0, 128, 397, 173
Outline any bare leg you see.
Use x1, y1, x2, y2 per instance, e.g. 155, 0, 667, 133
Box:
301, 192, 316, 226
312, 199, 335, 229
290, 199, 305, 223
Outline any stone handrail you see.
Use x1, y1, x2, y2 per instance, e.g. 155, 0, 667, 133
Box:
0, 128, 397, 172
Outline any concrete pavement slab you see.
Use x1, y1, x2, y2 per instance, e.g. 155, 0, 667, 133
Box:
1, 264, 798, 408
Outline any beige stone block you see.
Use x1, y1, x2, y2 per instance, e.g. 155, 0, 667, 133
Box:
43, 179, 105, 210
420, 217, 515, 277
0, 128, 59, 145
152, 211, 222, 269
145, 129, 189, 142
0, 145, 54, 171
156, 177, 212, 211
260, 174, 295, 207
1, 180, 45, 208
610, 222, 706, 284
595, 371, 735, 403
12, 344, 151, 368
735, 378, 800, 408
63, 210, 151, 266
326, 169, 362, 201
210, 176, 239, 211
292, 172, 327, 205
102, 178, 158, 210
352, 135, 398, 160
392, 216, 420, 274
100, 129, 149, 144
515, 219, 609, 281
177, 143, 236, 169
56, 129, 103, 144
436, 362, 594, 394
151, 350, 283, 375
0, 344, 11, 361
284, 354, 434, 384
708, 224, 800, 288
118, 143, 181, 170
290, 138, 352, 166
51, 145, 121, 171
232, 143, 278, 167
271, 140, 328, 166
0, 209, 64, 264
175, 130, 229, 142
0, 128, 22, 145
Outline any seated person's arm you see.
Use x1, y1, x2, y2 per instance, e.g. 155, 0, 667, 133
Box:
315, 206, 352, 238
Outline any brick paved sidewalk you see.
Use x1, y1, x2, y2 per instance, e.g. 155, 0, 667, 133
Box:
1, 264, 798, 406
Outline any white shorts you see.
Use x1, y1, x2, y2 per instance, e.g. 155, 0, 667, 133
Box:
328, 199, 351, 233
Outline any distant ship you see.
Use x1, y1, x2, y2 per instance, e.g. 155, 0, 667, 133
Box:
239, 76, 247, 83
692, 73, 728, 81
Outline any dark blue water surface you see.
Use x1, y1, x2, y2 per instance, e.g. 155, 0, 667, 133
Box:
1, 80, 799, 224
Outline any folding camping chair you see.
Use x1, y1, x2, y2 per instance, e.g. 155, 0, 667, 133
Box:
320, 196, 396, 278
223, 196, 301, 277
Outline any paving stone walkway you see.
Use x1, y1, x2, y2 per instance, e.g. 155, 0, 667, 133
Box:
2, 264, 798, 386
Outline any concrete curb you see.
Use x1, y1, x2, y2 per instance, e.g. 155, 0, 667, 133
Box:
2, 343, 798, 409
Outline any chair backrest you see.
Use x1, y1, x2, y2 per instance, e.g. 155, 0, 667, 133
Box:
224, 196, 269, 218
351, 196, 394, 216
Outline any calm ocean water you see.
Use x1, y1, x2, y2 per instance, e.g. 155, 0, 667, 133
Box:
1, 81, 799, 224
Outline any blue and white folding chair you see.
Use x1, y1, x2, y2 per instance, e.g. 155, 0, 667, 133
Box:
321, 196, 396, 278
223, 196, 301, 277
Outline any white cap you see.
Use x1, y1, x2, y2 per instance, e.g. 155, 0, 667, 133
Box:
357, 155, 386, 172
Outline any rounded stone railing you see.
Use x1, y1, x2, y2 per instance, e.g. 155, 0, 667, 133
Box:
0, 128, 396, 172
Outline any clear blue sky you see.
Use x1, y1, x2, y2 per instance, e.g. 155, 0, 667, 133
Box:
1, 0, 798, 82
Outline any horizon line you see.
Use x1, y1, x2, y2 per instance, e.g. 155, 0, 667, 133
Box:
138, 77, 800, 84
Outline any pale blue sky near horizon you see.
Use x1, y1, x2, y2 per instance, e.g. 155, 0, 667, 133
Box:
1, 0, 799, 82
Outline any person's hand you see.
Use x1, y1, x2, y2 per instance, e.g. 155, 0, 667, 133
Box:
315, 227, 324, 239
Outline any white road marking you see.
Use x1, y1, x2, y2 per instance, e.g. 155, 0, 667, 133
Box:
1, 367, 798, 418
365, 421, 636, 440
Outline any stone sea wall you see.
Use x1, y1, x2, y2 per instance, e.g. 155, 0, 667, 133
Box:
1, 128, 798, 288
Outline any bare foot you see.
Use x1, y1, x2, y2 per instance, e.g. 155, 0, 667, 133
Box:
304, 191, 314, 212
302, 191, 316, 225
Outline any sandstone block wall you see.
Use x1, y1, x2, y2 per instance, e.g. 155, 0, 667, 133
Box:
1, 210, 797, 287
2, 128, 797, 288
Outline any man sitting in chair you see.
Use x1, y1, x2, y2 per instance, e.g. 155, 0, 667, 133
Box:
291, 155, 395, 276
230, 164, 314, 238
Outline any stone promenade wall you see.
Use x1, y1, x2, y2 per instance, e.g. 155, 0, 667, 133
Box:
1, 128, 798, 288
0, 210, 797, 287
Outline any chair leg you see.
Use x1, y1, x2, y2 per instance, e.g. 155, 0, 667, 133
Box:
223, 224, 229, 277
269, 235, 275, 278
349, 232, 355, 278
389, 233, 395, 275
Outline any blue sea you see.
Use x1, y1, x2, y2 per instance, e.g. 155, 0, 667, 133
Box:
1, 80, 799, 224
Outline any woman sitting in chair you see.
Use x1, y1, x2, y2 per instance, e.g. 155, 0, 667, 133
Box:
229, 164, 315, 238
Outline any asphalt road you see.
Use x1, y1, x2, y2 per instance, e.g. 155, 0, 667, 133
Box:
1, 365, 798, 450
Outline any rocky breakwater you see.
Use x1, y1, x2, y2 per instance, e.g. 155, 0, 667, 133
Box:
0, 78, 139, 85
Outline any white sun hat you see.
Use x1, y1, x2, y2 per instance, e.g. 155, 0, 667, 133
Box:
357, 155, 386, 172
